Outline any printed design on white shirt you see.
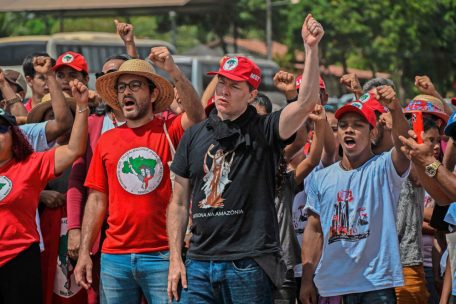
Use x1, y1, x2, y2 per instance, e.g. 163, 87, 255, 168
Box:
329, 190, 370, 244
198, 144, 235, 209
293, 204, 308, 235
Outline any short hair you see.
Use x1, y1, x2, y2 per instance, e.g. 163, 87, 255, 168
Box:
22, 52, 55, 78
104, 54, 132, 64
252, 92, 272, 114
362, 78, 396, 93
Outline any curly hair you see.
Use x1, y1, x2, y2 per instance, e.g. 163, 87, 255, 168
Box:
10, 125, 34, 162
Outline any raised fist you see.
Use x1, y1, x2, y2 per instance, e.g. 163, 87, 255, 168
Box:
33, 56, 53, 75
302, 14, 324, 47
340, 73, 362, 98
308, 104, 326, 123
70, 79, 89, 106
415, 75, 438, 97
114, 19, 134, 43
273, 71, 296, 93
148, 46, 178, 75
376, 85, 399, 110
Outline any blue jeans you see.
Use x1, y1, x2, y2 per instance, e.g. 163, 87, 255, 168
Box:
179, 258, 273, 304
100, 251, 169, 304
342, 288, 396, 304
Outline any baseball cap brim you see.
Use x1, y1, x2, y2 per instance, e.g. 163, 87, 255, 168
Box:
207, 70, 248, 83
335, 104, 376, 127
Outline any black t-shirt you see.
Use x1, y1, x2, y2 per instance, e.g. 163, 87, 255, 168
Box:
171, 106, 293, 260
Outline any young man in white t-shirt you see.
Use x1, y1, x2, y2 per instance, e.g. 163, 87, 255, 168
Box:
299, 87, 410, 304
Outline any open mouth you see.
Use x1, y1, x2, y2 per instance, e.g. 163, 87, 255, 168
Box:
344, 137, 356, 148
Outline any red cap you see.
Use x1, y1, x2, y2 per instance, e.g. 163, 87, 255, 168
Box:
335, 101, 377, 127
358, 92, 387, 114
452, 97, 456, 106
208, 56, 262, 89
52, 51, 88, 74
295, 75, 326, 91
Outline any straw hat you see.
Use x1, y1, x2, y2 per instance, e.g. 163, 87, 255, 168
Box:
95, 59, 174, 113
27, 92, 76, 124
404, 94, 449, 124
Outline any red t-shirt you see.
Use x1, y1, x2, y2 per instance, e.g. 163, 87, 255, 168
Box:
0, 150, 56, 267
24, 97, 33, 112
85, 116, 184, 254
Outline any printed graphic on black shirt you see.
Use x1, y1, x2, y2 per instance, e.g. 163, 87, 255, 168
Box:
198, 144, 235, 209
329, 190, 369, 244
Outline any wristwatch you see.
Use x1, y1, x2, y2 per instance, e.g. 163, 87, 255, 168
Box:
425, 160, 441, 178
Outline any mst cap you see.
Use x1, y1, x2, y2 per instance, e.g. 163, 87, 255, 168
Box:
52, 51, 89, 74
208, 56, 262, 89
335, 100, 377, 128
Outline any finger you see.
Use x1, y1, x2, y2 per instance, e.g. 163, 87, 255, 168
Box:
304, 14, 312, 27
172, 279, 179, 301
181, 268, 188, 289
407, 129, 417, 139
167, 279, 173, 301
114, 19, 119, 26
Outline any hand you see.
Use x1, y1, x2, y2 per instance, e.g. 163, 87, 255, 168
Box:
114, 19, 134, 43
167, 257, 187, 302
340, 73, 362, 97
376, 85, 399, 111
399, 130, 436, 167
415, 75, 439, 97
299, 279, 318, 304
67, 229, 81, 260
70, 79, 89, 107
148, 47, 179, 77
308, 104, 326, 124
379, 112, 393, 130
33, 56, 53, 75
39, 190, 65, 208
88, 89, 101, 110
273, 71, 296, 94
74, 253, 93, 290
302, 14, 324, 48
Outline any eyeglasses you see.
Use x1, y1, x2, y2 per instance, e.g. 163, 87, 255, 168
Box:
95, 69, 117, 79
116, 80, 146, 93
0, 125, 10, 134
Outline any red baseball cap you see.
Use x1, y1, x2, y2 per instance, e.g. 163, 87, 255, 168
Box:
358, 92, 387, 114
52, 51, 88, 74
295, 75, 326, 91
208, 56, 262, 89
335, 100, 377, 127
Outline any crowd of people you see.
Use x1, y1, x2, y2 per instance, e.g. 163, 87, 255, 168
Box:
1, 13, 456, 304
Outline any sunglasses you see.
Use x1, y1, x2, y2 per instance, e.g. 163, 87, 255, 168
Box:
0, 125, 10, 133
95, 69, 117, 79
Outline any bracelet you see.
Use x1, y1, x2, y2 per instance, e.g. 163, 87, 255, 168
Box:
5, 97, 20, 106
78, 106, 90, 113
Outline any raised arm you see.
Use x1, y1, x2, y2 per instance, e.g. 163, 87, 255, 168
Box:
114, 19, 138, 59
74, 190, 108, 290
415, 75, 453, 116
0, 69, 28, 118
273, 70, 298, 102
32, 56, 73, 143
340, 73, 362, 99
376, 85, 410, 175
149, 47, 205, 129
294, 104, 326, 184
167, 175, 191, 302
54, 79, 88, 175
201, 75, 218, 108
279, 14, 323, 140
300, 211, 323, 304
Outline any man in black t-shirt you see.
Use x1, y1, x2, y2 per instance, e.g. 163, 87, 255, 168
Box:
167, 14, 325, 303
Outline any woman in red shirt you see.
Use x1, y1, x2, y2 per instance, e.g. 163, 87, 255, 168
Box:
0, 58, 89, 304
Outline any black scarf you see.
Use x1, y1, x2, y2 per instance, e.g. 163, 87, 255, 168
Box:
206, 105, 256, 151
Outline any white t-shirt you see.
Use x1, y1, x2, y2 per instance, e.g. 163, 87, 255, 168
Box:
305, 151, 408, 297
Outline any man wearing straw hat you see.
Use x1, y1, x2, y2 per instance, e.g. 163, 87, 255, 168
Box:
74, 47, 204, 304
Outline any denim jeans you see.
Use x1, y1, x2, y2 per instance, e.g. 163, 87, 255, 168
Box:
179, 258, 273, 304
100, 251, 169, 304
342, 287, 396, 304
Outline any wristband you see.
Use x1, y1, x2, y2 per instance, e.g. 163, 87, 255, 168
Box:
5, 97, 20, 106
78, 106, 90, 113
